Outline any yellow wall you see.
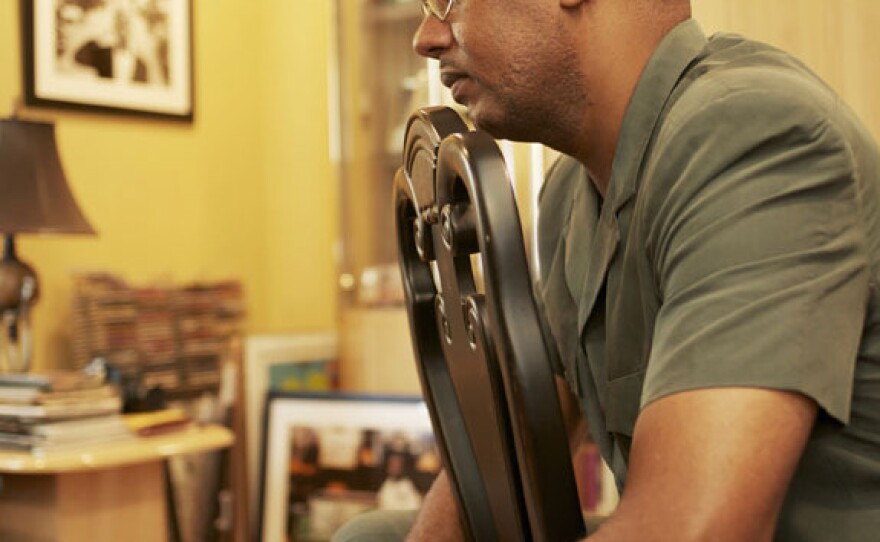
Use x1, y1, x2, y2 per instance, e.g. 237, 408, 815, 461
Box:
0, 1, 338, 369
258, 0, 337, 331
1, 0, 877, 371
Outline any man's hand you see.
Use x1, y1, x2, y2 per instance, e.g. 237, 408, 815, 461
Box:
588, 387, 817, 541
406, 469, 465, 542
557, 375, 589, 454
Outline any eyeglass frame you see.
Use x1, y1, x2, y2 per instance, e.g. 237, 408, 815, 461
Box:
421, 0, 455, 21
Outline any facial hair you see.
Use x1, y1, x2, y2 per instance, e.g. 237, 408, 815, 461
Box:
470, 25, 588, 156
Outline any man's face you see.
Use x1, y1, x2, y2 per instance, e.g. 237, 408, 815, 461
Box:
413, 0, 586, 144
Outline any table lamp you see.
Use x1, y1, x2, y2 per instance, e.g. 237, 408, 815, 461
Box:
0, 118, 95, 373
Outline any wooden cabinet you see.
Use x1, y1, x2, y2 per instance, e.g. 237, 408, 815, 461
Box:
332, 0, 427, 394
333, 0, 425, 304
0, 424, 233, 542
338, 306, 421, 393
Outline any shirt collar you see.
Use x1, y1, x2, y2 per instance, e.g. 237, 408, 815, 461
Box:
604, 18, 708, 212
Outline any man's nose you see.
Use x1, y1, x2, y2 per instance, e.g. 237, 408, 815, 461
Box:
413, 14, 452, 59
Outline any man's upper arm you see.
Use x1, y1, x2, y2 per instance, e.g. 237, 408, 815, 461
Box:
593, 79, 869, 539
641, 82, 869, 423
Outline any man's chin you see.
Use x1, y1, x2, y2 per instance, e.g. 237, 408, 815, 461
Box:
466, 100, 549, 143
467, 106, 511, 140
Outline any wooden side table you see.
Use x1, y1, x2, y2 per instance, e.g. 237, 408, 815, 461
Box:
0, 424, 233, 542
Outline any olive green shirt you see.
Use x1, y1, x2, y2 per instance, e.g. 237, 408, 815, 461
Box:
538, 19, 880, 540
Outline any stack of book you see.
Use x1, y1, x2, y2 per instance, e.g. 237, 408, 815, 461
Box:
70, 273, 245, 399
0, 371, 131, 453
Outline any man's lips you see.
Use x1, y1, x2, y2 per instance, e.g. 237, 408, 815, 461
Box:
440, 70, 470, 102
440, 70, 467, 88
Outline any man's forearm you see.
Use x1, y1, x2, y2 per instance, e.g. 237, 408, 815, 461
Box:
406, 469, 465, 542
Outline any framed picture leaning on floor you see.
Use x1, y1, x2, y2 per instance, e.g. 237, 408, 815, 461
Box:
257, 391, 440, 542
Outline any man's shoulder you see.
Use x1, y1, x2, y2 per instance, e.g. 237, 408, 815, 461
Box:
668, 35, 835, 128
635, 35, 864, 224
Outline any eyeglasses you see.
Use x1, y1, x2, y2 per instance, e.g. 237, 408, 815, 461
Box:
420, 0, 455, 21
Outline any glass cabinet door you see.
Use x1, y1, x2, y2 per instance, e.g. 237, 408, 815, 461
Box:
331, 0, 553, 392
332, 0, 423, 309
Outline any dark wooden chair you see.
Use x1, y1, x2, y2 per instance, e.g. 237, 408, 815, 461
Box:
393, 107, 586, 542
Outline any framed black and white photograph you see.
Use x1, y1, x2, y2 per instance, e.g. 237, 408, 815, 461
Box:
21, 0, 194, 120
258, 391, 440, 542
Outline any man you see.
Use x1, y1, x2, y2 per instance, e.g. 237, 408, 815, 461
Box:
336, 0, 880, 540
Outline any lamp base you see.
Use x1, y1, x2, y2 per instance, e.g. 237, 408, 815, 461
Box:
0, 234, 38, 372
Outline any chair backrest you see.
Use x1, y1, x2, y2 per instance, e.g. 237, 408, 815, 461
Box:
393, 106, 585, 542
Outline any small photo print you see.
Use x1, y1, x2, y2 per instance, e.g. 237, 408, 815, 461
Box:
287, 426, 440, 540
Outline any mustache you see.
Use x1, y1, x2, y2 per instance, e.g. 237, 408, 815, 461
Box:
439, 59, 465, 74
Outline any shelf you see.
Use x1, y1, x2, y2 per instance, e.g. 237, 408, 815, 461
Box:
0, 423, 233, 474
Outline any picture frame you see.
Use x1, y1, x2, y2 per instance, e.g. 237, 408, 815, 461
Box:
244, 332, 339, 532
21, 0, 194, 121
258, 391, 440, 542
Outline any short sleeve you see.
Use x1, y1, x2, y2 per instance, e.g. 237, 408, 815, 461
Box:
641, 85, 870, 424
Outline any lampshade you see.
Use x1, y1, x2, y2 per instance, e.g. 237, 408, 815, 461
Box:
0, 118, 95, 235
